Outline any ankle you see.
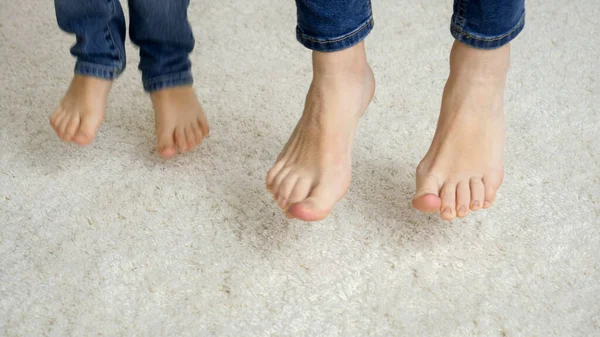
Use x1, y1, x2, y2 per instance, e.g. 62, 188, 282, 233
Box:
312, 42, 370, 78
449, 41, 510, 82
72, 74, 113, 87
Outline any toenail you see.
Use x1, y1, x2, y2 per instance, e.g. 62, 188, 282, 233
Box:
304, 201, 316, 210
484, 201, 492, 208
443, 207, 452, 216
459, 206, 466, 214
472, 200, 480, 208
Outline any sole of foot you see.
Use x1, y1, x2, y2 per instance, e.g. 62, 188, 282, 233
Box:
150, 86, 210, 159
50, 75, 112, 146
266, 41, 376, 222
412, 41, 510, 221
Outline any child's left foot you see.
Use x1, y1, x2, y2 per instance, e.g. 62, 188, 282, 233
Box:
150, 86, 209, 158
412, 41, 510, 221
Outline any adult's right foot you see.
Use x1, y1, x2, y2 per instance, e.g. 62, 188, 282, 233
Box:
50, 75, 112, 145
266, 41, 375, 221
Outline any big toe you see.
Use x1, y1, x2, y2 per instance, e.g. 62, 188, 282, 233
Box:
412, 193, 442, 213
157, 129, 177, 158
73, 132, 93, 146
412, 175, 442, 213
287, 184, 338, 222
287, 198, 331, 222
73, 116, 101, 146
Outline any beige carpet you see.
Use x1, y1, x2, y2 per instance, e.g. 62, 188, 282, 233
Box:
1, 0, 599, 336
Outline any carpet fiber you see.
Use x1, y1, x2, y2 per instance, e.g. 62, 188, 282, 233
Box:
1, 0, 599, 336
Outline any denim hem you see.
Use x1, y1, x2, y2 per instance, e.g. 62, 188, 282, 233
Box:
451, 11, 525, 50
296, 17, 374, 52
143, 71, 194, 92
74, 61, 124, 80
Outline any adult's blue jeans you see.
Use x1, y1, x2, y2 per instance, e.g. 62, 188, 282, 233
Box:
55, 0, 194, 92
296, 0, 525, 52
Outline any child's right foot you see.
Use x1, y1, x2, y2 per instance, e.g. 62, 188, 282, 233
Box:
50, 75, 112, 145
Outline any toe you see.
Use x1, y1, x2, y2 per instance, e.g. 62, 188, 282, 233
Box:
191, 123, 204, 146
439, 182, 457, 221
286, 178, 312, 215
57, 116, 71, 141
271, 167, 292, 199
287, 183, 338, 222
266, 160, 286, 191
469, 177, 484, 211
184, 126, 197, 151
483, 175, 502, 208
73, 114, 101, 146
64, 116, 81, 142
412, 174, 442, 213
276, 175, 299, 209
73, 132, 93, 145
456, 180, 471, 217
50, 109, 62, 131
198, 115, 209, 137
175, 127, 187, 152
157, 130, 177, 158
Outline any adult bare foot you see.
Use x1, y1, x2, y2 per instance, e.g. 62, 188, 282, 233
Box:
150, 86, 209, 158
412, 41, 509, 221
266, 41, 375, 221
50, 75, 112, 145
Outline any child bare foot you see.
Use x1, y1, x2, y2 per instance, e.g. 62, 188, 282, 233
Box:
412, 41, 510, 221
266, 41, 375, 221
150, 86, 209, 158
50, 75, 112, 145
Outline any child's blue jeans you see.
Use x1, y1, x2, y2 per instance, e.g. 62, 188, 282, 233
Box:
55, 0, 194, 92
296, 0, 525, 52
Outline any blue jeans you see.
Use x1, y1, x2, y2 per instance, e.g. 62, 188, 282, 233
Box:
296, 0, 525, 52
55, 0, 194, 92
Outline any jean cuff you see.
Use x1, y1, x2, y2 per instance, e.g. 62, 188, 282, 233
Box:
451, 11, 525, 50
296, 17, 374, 53
143, 71, 194, 92
74, 61, 124, 80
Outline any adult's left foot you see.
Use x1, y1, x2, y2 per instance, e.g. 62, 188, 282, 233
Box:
412, 41, 510, 221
